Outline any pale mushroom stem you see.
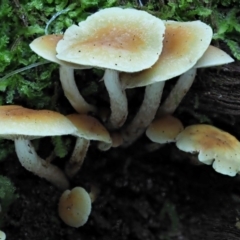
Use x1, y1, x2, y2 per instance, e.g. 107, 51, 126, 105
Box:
14, 138, 69, 190
157, 68, 197, 116
103, 69, 128, 129
122, 81, 165, 146
89, 185, 100, 203
65, 137, 90, 178
59, 66, 96, 114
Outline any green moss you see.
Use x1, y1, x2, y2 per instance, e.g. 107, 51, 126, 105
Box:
213, 8, 240, 59
52, 136, 72, 158
0, 0, 118, 109
0, 140, 14, 162
0, 175, 18, 226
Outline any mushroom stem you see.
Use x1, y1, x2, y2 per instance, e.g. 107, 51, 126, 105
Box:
89, 185, 100, 203
103, 69, 128, 129
65, 138, 90, 178
157, 68, 197, 116
59, 66, 96, 114
14, 138, 69, 190
122, 81, 165, 146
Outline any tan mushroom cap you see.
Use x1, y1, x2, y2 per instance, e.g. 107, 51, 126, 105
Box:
30, 34, 63, 64
30, 34, 88, 69
67, 114, 112, 143
121, 20, 213, 88
58, 187, 92, 228
176, 124, 240, 176
56, 7, 165, 72
146, 115, 184, 144
0, 105, 77, 139
194, 45, 234, 68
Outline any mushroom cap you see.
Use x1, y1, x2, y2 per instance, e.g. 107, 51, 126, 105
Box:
56, 7, 165, 72
176, 124, 240, 176
146, 115, 184, 144
121, 20, 213, 88
67, 114, 112, 143
58, 187, 92, 228
0, 105, 77, 139
0, 230, 6, 240
194, 45, 234, 68
30, 34, 89, 69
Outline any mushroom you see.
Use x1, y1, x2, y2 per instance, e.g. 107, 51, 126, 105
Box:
30, 34, 95, 114
158, 45, 234, 115
146, 115, 184, 144
0, 230, 6, 240
176, 124, 240, 176
120, 20, 213, 146
58, 186, 92, 228
0, 105, 78, 189
56, 7, 165, 129
65, 114, 111, 178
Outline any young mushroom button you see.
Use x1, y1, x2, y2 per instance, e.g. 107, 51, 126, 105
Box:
0, 105, 78, 190
58, 186, 92, 228
146, 115, 184, 144
0, 230, 6, 240
176, 124, 240, 176
56, 7, 165, 129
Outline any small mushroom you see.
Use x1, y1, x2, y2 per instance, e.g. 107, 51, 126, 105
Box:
146, 115, 184, 144
121, 20, 213, 146
58, 186, 92, 228
56, 7, 165, 129
0, 105, 77, 189
65, 114, 111, 178
30, 34, 95, 114
176, 124, 240, 176
0, 230, 6, 240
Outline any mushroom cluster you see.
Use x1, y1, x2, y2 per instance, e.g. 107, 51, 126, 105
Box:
30, 7, 234, 146
0, 6, 235, 229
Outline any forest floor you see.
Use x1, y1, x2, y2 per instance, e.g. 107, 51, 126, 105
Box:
2, 59, 240, 240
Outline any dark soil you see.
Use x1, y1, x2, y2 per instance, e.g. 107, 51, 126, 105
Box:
2, 62, 240, 240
